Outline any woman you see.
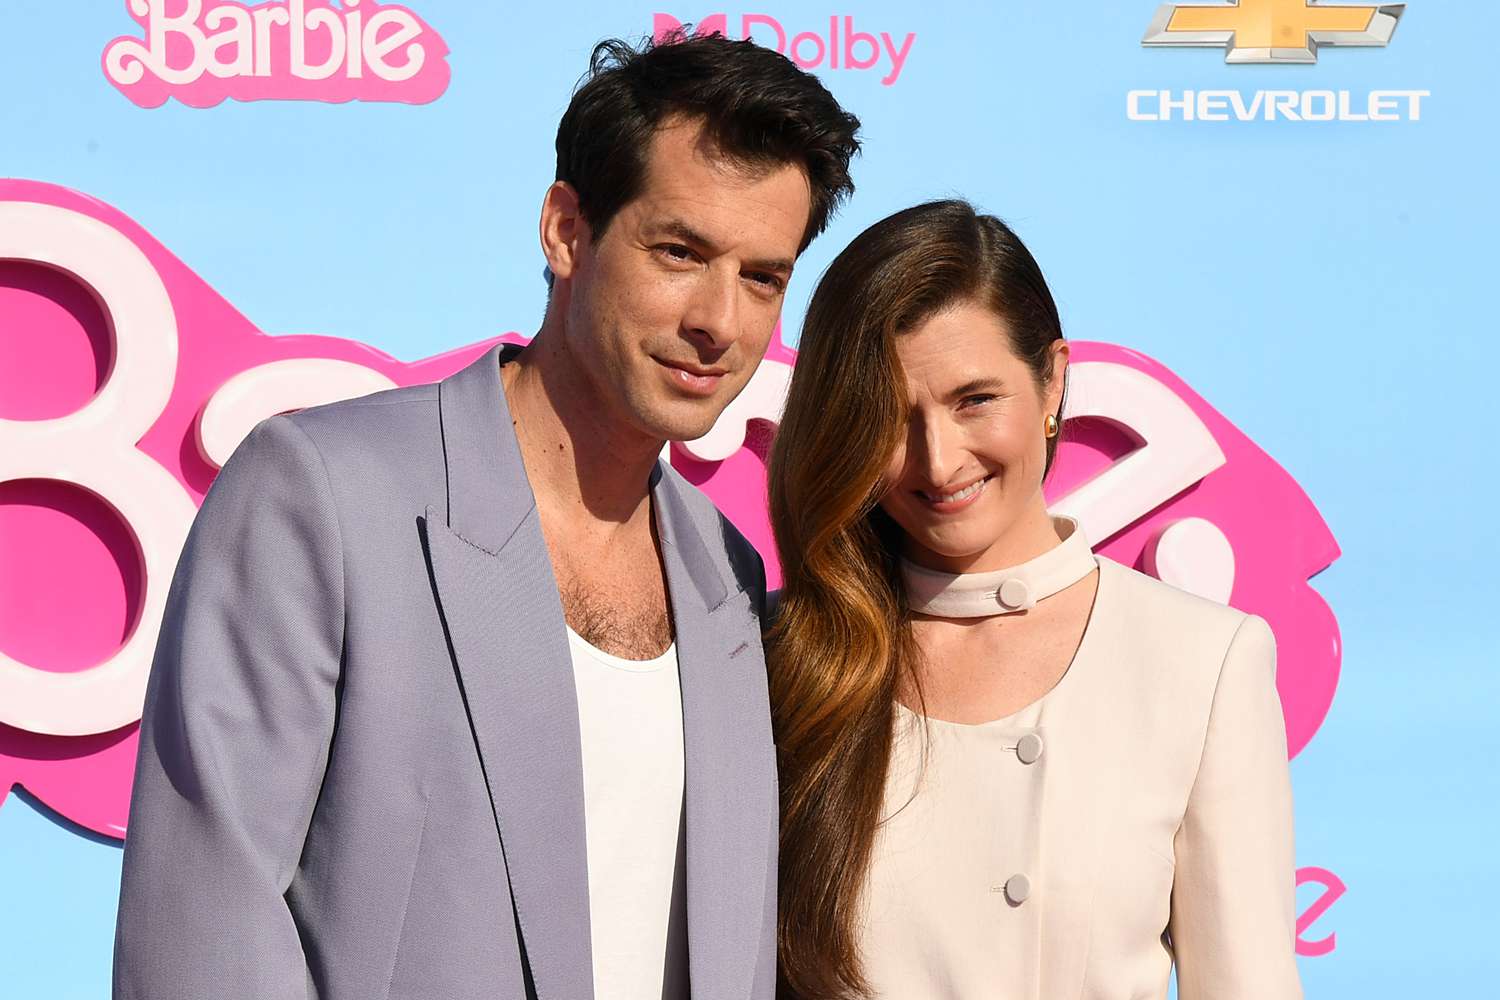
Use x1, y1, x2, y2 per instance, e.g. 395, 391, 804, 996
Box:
768, 200, 1301, 1000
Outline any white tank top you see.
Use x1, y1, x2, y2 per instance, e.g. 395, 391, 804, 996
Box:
569, 627, 688, 1000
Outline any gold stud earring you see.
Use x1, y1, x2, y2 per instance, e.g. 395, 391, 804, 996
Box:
1044, 413, 1060, 439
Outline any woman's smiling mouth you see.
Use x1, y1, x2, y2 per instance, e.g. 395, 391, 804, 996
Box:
916, 475, 992, 512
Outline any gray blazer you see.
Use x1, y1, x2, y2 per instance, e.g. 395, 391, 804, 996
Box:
114, 342, 778, 1000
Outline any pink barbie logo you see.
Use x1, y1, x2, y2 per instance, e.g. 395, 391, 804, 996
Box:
0, 179, 1339, 953
102, 0, 451, 108
653, 12, 916, 86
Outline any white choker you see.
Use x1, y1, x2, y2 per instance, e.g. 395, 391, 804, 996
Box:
900, 516, 1097, 618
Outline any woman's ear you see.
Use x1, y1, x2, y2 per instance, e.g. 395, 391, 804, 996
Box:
539, 181, 587, 282
1045, 339, 1071, 414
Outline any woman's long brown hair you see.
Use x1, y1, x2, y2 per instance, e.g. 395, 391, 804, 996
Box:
769, 200, 1065, 999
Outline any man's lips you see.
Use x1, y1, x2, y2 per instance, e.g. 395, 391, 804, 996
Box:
655, 357, 729, 397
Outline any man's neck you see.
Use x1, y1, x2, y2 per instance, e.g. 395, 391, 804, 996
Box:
500, 331, 664, 530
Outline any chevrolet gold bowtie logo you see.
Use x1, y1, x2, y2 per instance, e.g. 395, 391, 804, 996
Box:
1143, 0, 1404, 63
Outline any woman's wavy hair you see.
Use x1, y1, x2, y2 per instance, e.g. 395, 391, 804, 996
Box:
769, 199, 1066, 999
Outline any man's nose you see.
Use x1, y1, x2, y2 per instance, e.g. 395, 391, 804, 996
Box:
680, 265, 741, 350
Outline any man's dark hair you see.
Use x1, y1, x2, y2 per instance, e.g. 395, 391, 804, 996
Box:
556, 30, 861, 255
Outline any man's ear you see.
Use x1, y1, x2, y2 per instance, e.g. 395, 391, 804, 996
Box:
539, 181, 587, 282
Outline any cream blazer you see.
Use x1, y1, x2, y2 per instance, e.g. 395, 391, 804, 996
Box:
856, 555, 1302, 1000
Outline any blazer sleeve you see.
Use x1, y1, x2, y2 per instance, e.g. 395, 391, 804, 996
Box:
113, 414, 345, 1000
1169, 613, 1303, 1000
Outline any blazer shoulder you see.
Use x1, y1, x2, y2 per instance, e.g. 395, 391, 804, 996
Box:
1092, 556, 1268, 693
272, 382, 445, 506
275, 382, 439, 464
1097, 554, 1250, 639
283, 381, 439, 438
1086, 558, 1279, 783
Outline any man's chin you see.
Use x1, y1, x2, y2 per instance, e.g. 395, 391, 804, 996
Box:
659, 420, 719, 446
635, 398, 727, 446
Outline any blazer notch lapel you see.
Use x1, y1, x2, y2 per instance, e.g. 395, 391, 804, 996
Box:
419, 505, 594, 1000
651, 464, 736, 613
655, 476, 776, 997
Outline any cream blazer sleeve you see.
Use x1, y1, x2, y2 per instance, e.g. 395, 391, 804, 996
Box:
1169, 613, 1302, 1000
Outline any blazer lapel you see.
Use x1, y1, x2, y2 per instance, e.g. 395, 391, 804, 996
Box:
420, 343, 593, 1000
653, 470, 777, 999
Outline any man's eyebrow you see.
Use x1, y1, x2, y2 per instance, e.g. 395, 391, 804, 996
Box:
649, 218, 795, 276
652, 218, 717, 251
750, 254, 796, 277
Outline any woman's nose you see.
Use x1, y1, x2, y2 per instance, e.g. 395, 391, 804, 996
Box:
909, 413, 965, 488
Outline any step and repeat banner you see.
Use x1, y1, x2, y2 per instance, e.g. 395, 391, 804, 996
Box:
1, 3, 1493, 997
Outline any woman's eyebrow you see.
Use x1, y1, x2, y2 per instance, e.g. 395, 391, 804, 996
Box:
946, 376, 1007, 400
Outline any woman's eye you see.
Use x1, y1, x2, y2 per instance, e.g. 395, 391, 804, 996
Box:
959, 394, 996, 408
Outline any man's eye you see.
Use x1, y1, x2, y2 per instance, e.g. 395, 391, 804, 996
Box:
656, 244, 695, 262
746, 272, 785, 293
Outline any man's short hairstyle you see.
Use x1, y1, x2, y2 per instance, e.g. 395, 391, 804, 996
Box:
556, 30, 862, 254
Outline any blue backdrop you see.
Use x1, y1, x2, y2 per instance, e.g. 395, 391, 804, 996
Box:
1, 2, 1495, 996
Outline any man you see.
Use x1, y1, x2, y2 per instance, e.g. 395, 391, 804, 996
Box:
113, 33, 859, 1000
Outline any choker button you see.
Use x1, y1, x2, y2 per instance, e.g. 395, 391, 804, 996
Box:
998, 578, 1031, 610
